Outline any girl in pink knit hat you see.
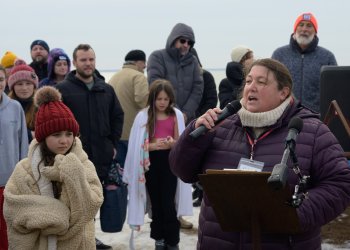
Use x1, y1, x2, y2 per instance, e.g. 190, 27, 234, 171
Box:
8, 59, 39, 142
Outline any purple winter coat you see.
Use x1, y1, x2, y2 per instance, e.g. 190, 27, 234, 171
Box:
169, 101, 350, 250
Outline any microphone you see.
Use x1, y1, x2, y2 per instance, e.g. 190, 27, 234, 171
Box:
189, 101, 242, 139
285, 116, 303, 151
267, 117, 303, 190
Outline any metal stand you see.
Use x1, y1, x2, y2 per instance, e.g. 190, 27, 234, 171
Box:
287, 147, 310, 208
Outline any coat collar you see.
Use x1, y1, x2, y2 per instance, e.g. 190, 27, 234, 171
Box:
289, 34, 319, 54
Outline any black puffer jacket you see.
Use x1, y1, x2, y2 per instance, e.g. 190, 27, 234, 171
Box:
29, 61, 48, 81
195, 69, 218, 117
56, 71, 124, 180
218, 61, 244, 109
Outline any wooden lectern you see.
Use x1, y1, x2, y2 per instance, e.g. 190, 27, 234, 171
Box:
199, 170, 300, 250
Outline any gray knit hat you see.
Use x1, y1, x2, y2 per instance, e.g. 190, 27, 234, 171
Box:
231, 46, 251, 63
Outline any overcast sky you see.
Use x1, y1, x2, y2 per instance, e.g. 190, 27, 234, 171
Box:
1, 0, 348, 70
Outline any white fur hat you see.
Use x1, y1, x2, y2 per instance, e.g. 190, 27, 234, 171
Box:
230, 46, 251, 63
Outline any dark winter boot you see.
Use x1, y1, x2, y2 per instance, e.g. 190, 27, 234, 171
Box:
166, 244, 180, 250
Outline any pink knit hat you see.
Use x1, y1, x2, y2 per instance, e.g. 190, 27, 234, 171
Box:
7, 59, 39, 91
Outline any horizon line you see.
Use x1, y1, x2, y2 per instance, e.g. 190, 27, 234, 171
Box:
99, 68, 225, 72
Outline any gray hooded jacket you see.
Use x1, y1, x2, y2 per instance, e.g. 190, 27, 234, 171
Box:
0, 93, 28, 186
147, 23, 203, 122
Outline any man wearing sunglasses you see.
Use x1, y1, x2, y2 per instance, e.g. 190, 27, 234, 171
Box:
148, 22, 204, 125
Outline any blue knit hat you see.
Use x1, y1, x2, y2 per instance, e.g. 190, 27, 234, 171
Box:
30, 40, 50, 53
47, 48, 71, 80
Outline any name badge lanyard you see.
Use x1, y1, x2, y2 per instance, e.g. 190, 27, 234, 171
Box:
245, 129, 274, 160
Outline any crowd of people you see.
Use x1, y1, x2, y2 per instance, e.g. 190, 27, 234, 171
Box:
0, 12, 349, 250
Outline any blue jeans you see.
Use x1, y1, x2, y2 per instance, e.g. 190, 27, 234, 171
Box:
116, 140, 128, 168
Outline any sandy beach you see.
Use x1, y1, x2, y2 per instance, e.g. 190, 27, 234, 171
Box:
95, 205, 350, 250
95, 208, 199, 250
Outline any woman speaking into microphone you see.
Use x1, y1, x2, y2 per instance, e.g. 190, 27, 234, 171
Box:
169, 58, 350, 250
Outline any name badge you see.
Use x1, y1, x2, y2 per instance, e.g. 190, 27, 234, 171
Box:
237, 158, 264, 172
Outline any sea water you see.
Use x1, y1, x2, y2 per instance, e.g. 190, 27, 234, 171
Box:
100, 68, 226, 92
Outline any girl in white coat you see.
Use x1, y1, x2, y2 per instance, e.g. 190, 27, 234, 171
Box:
123, 79, 192, 250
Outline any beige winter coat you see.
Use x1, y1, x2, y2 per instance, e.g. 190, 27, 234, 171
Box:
4, 138, 103, 250
108, 64, 149, 140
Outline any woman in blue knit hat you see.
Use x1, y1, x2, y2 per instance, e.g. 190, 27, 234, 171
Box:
39, 48, 71, 87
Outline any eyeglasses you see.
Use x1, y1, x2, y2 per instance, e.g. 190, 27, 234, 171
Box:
179, 38, 194, 46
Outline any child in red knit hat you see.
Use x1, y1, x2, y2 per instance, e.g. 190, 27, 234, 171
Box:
4, 86, 103, 250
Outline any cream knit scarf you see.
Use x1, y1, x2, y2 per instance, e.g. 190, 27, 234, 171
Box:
238, 96, 292, 137
31, 145, 57, 250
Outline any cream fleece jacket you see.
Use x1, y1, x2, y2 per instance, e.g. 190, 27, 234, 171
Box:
4, 138, 103, 250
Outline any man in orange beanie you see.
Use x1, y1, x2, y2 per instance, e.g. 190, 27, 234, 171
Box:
272, 12, 337, 113
272, 13, 337, 112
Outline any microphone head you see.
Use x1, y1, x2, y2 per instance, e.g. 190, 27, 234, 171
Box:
225, 100, 242, 115
288, 117, 303, 133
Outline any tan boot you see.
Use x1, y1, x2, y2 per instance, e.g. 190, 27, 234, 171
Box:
179, 216, 193, 229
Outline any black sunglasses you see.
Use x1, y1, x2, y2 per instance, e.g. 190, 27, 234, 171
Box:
179, 38, 194, 46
